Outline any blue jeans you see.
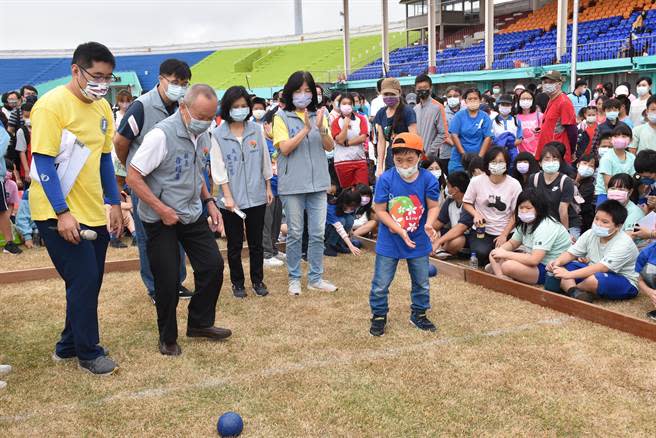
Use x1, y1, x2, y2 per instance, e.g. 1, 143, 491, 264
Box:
36, 220, 110, 361
369, 254, 431, 316
280, 191, 327, 284
325, 213, 355, 251
131, 193, 187, 295
15, 198, 36, 240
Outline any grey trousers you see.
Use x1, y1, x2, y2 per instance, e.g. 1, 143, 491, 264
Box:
263, 196, 283, 259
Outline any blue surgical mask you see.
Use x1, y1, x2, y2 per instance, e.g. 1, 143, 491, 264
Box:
641, 177, 656, 186
165, 83, 187, 102
605, 111, 619, 121
293, 92, 313, 109
591, 223, 611, 237
230, 107, 250, 122
184, 107, 211, 136
542, 161, 560, 174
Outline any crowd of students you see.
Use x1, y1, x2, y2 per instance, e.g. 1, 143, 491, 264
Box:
2, 42, 656, 382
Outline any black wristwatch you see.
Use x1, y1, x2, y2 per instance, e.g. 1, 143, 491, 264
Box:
55, 207, 70, 216
203, 197, 217, 207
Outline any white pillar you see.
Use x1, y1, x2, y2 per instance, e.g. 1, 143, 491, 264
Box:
570, 0, 579, 89
556, 0, 568, 63
381, 0, 390, 75
428, 0, 436, 72
294, 0, 303, 35
343, 0, 351, 76
484, 0, 494, 69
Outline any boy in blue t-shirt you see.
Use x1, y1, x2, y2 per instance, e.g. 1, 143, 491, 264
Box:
369, 133, 441, 336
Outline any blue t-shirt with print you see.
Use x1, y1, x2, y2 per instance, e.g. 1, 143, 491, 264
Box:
374, 167, 440, 259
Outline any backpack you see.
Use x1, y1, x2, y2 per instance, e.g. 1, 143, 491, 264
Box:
531, 172, 583, 214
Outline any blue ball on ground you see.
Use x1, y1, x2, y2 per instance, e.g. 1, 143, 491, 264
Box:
350, 238, 362, 248
428, 263, 438, 277
217, 412, 243, 437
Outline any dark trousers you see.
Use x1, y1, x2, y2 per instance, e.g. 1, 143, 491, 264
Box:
143, 216, 223, 344
302, 210, 309, 256
263, 196, 283, 259
221, 204, 266, 287
468, 232, 497, 265
438, 158, 450, 176
36, 220, 110, 361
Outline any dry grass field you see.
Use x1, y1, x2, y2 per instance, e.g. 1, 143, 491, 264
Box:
1, 249, 655, 436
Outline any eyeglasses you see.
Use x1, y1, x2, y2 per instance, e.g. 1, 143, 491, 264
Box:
77, 65, 117, 84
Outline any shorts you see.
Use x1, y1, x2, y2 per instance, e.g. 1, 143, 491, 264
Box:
0, 180, 7, 213
536, 263, 547, 285
564, 261, 638, 299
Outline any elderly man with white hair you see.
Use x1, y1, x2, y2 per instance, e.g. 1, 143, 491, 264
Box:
127, 84, 232, 356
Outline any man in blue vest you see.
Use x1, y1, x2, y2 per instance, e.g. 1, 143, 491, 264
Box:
114, 59, 193, 303
126, 84, 231, 356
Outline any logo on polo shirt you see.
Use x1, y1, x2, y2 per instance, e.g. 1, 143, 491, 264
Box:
100, 117, 108, 134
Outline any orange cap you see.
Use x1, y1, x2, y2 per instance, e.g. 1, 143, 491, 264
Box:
391, 132, 424, 153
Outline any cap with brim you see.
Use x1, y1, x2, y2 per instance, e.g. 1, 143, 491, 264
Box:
514, 84, 525, 91
497, 94, 514, 105
381, 78, 401, 96
540, 70, 564, 81
406, 93, 417, 104
391, 132, 423, 152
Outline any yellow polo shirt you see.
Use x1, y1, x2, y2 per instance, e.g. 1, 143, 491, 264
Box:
29, 86, 115, 226
273, 111, 329, 148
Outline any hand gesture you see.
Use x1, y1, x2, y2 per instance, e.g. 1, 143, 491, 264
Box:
424, 223, 438, 242
161, 206, 180, 226
347, 241, 362, 256
57, 212, 81, 244
109, 204, 124, 239
399, 229, 416, 249
303, 109, 312, 133
315, 107, 325, 130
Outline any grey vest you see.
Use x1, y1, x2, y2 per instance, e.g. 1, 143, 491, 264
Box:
213, 120, 267, 210
138, 112, 208, 225
127, 86, 176, 165
276, 110, 330, 195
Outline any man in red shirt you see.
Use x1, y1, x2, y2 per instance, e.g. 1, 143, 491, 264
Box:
535, 71, 578, 163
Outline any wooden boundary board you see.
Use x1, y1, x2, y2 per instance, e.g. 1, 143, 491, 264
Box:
357, 237, 656, 342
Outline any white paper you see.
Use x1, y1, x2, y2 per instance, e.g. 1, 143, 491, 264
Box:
30, 129, 91, 198
637, 211, 656, 230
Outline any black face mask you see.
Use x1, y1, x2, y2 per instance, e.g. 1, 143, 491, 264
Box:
416, 89, 431, 100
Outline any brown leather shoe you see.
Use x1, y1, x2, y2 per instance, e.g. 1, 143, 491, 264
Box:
159, 341, 182, 356
186, 326, 232, 340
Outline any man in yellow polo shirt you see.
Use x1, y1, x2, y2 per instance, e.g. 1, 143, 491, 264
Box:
30, 42, 123, 376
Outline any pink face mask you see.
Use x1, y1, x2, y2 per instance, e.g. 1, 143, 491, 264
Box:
611, 137, 630, 149
607, 188, 628, 203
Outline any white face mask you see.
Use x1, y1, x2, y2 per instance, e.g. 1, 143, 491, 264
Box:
430, 169, 442, 179
519, 99, 533, 109
340, 104, 353, 115
396, 163, 418, 179
518, 211, 536, 223
542, 83, 558, 95
252, 109, 266, 120
598, 147, 610, 156
648, 112, 656, 124
637, 86, 650, 97
165, 83, 187, 102
499, 106, 512, 116
516, 162, 530, 174
578, 164, 594, 178
489, 162, 507, 175
586, 115, 597, 124
447, 97, 460, 108
80, 78, 109, 101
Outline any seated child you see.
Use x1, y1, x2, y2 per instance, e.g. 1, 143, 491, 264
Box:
432, 171, 473, 259
548, 200, 639, 302
369, 133, 440, 336
324, 187, 362, 257
635, 241, 656, 320
352, 183, 377, 238
488, 188, 571, 285
575, 153, 597, 233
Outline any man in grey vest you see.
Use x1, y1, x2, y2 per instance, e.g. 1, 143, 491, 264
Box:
126, 84, 231, 356
114, 59, 193, 302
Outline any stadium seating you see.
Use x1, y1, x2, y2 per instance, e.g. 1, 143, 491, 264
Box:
0, 51, 213, 93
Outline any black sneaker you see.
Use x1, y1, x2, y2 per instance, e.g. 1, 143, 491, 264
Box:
178, 286, 194, 300
3, 242, 22, 255
110, 239, 128, 248
253, 282, 269, 297
323, 246, 338, 257
232, 284, 247, 299
369, 315, 387, 337
566, 287, 595, 303
410, 311, 437, 332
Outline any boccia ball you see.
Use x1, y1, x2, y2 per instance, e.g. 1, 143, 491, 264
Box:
350, 238, 363, 248
217, 412, 243, 437
428, 264, 437, 277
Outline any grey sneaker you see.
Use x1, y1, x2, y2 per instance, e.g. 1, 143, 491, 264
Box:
288, 279, 302, 296
78, 355, 118, 376
0, 364, 11, 375
53, 347, 109, 363
308, 279, 338, 292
